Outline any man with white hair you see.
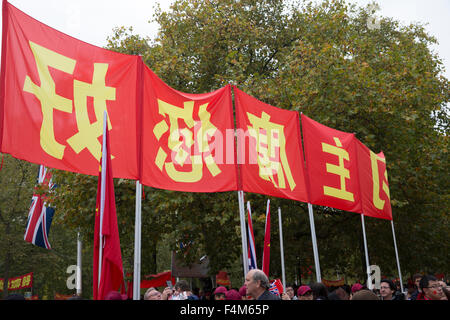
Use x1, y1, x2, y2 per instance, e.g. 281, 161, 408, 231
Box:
244, 269, 280, 300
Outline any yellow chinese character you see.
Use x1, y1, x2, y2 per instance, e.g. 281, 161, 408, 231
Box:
23, 41, 116, 161
153, 99, 220, 182
67, 63, 116, 161
10, 278, 22, 290
23, 41, 76, 159
246, 111, 296, 191
21, 275, 31, 287
321, 137, 354, 201
370, 151, 390, 209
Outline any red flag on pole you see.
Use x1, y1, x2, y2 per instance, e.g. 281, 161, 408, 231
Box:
93, 113, 124, 300
262, 199, 271, 277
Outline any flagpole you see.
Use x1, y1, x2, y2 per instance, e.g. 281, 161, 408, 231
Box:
133, 181, 142, 300
391, 220, 404, 293
360, 214, 372, 289
262, 199, 271, 277
247, 201, 257, 269
278, 207, 286, 291
307, 203, 321, 283
76, 231, 82, 296
237, 190, 249, 278
98, 111, 108, 291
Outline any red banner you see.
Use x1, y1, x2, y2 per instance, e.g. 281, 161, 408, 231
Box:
234, 87, 309, 202
0, 272, 33, 291
0, 1, 141, 179
301, 114, 362, 213
322, 278, 345, 287
216, 271, 231, 287
356, 140, 392, 220
141, 67, 238, 192
140, 271, 175, 289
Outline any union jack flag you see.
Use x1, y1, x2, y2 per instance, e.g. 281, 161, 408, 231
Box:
24, 165, 55, 249
269, 279, 284, 296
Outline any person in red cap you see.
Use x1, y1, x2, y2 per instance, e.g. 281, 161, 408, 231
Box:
350, 283, 364, 299
297, 285, 313, 300
225, 289, 242, 300
239, 285, 252, 300
213, 286, 227, 300
104, 291, 127, 300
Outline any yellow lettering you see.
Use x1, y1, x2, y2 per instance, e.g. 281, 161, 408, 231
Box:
23, 41, 76, 159
370, 152, 390, 209
153, 99, 221, 182
321, 137, 354, 201
67, 63, 116, 161
247, 111, 295, 191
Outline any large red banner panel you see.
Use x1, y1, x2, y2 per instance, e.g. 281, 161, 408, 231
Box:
301, 114, 362, 213
234, 87, 309, 202
0, 2, 140, 178
356, 139, 393, 220
140, 67, 238, 192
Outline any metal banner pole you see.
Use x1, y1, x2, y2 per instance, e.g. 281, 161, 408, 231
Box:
98, 111, 108, 291
307, 203, 321, 283
361, 214, 371, 289
133, 181, 142, 300
238, 190, 249, 278
76, 231, 82, 296
391, 221, 404, 293
278, 207, 286, 291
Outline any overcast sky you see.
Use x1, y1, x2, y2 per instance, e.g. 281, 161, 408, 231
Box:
1, 0, 449, 79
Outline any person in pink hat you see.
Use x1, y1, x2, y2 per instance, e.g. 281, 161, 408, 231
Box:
213, 286, 227, 300
239, 285, 252, 300
297, 285, 313, 300
225, 289, 242, 300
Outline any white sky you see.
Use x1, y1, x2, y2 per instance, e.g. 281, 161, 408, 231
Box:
1, 0, 449, 79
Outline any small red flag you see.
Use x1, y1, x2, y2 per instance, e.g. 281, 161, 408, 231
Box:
262, 199, 271, 277
93, 120, 124, 300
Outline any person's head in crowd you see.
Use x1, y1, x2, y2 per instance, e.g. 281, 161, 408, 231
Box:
225, 289, 241, 300
419, 275, 444, 300
310, 282, 328, 300
351, 289, 380, 300
239, 285, 251, 300
244, 269, 270, 300
105, 291, 127, 300
144, 287, 162, 300
380, 279, 396, 300
213, 286, 227, 300
297, 285, 313, 300
285, 285, 296, 299
351, 283, 363, 294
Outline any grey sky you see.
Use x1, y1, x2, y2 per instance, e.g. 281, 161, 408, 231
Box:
1, 0, 449, 79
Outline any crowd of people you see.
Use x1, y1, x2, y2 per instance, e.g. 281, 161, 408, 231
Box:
3, 270, 448, 301
136, 270, 449, 301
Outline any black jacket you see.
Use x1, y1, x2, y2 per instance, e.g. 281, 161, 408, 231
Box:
257, 290, 281, 300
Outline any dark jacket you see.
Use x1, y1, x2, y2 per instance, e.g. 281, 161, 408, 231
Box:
257, 290, 281, 300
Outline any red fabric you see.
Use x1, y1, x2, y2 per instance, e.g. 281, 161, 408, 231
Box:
262, 200, 271, 277
234, 87, 309, 202
216, 271, 231, 287
140, 271, 175, 288
356, 140, 392, 220
301, 114, 362, 213
93, 126, 124, 300
141, 67, 237, 192
0, 1, 140, 179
